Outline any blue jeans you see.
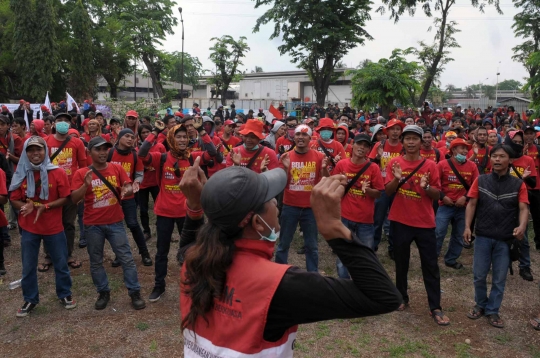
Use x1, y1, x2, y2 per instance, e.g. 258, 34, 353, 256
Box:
121, 198, 148, 255
473, 236, 510, 315
336, 219, 374, 278
435, 205, 466, 265
21, 230, 72, 304
275, 205, 319, 272
85, 222, 141, 295
518, 223, 530, 269
77, 202, 85, 243
373, 191, 394, 252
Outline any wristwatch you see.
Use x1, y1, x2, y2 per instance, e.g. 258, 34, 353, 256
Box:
423, 184, 430, 191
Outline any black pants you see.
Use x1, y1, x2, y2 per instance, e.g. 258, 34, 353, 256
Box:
155, 215, 185, 289
138, 186, 160, 235
529, 190, 540, 247
0, 226, 4, 264
392, 221, 441, 311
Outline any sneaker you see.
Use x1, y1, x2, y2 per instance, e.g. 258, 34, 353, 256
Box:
78, 239, 87, 249
141, 252, 153, 266
130, 291, 146, 310
111, 257, 121, 268
95, 291, 110, 310
60, 296, 77, 310
0, 263, 6, 276
7, 224, 17, 231
296, 246, 305, 255
519, 267, 534, 281
148, 287, 165, 302
16, 302, 36, 317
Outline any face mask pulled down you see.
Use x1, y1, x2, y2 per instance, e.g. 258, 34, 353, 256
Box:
257, 215, 279, 242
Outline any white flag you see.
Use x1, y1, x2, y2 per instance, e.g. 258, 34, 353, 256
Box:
44, 92, 51, 112
66, 92, 78, 112
24, 109, 29, 131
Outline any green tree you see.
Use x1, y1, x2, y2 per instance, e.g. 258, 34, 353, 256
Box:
33, 0, 59, 101
497, 79, 523, 91
161, 51, 205, 88
0, 0, 16, 101
465, 85, 476, 98
348, 49, 422, 117
483, 85, 496, 99
68, 0, 95, 101
251, 66, 264, 73
10, 0, 36, 100
253, 0, 372, 106
378, 0, 501, 107
512, 0, 540, 102
208, 35, 250, 105
524, 52, 540, 109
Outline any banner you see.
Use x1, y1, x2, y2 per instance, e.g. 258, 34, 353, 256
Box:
1, 104, 42, 118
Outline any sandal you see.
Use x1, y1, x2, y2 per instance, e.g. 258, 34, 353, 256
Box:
68, 260, 82, 269
38, 263, 52, 272
430, 309, 451, 326
397, 302, 409, 311
467, 305, 485, 320
486, 314, 504, 328
530, 317, 540, 331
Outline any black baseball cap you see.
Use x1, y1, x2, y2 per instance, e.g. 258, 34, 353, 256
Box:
353, 133, 372, 146
201, 167, 287, 236
88, 136, 113, 151
523, 125, 537, 133
55, 112, 71, 121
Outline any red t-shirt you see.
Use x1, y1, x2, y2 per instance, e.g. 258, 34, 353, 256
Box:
332, 159, 384, 224
509, 155, 537, 188
81, 133, 111, 144
218, 134, 241, 154
438, 158, 479, 204
275, 136, 294, 154
468, 177, 529, 204
46, 135, 87, 183
0, 133, 23, 158
207, 135, 225, 178
0, 169, 8, 227
420, 148, 439, 163
524, 143, 540, 189
226, 145, 279, 174
369, 140, 403, 179
108, 147, 144, 200
341, 141, 354, 159
282, 150, 324, 208
309, 139, 346, 173
468, 146, 492, 174
11, 168, 70, 234
140, 142, 166, 189
385, 157, 440, 228
71, 164, 130, 226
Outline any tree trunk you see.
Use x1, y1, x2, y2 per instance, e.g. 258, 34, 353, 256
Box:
310, 56, 335, 106
220, 83, 228, 105
103, 74, 119, 99
141, 53, 164, 99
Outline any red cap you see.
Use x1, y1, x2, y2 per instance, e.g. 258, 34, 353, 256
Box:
41, 105, 48, 111
51, 102, 56, 106
239, 119, 265, 140
315, 117, 335, 132
126, 110, 139, 118
1, 105, 7, 111
174, 111, 184, 118
223, 119, 236, 126
19, 99, 25, 104
383, 118, 405, 134
449, 138, 471, 151
68, 129, 80, 138
84, 100, 88, 103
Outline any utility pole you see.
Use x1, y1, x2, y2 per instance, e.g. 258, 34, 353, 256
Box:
178, 7, 184, 110
495, 61, 501, 104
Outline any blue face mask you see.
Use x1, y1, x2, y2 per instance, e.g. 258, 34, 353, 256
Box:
455, 153, 466, 163
320, 130, 333, 141
257, 215, 279, 242
244, 144, 259, 151
55, 121, 70, 134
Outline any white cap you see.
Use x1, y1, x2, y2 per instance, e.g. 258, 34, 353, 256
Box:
436, 109, 441, 113
294, 124, 312, 136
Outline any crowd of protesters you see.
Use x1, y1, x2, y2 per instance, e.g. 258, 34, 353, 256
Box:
1, 98, 540, 355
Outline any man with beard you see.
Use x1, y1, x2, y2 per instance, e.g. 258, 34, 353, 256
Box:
275, 124, 329, 272
468, 126, 492, 175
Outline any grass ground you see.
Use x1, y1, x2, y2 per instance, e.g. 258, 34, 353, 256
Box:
1, 204, 540, 357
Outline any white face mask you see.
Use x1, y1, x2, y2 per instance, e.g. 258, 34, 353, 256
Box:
256, 215, 279, 242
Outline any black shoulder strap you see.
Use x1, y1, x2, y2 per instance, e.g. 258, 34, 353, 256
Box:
447, 158, 471, 191
246, 146, 264, 170
434, 148, 440, 163
88, 165, 121, 203
318, 139, 336, 167
106, 147, 115, 162
396, 159, 426, 190
478, 147, 490, 173
343, 162, 372, 196
49, 136, 72, 163
510, 164, 523, 180
132, 149, 138, 169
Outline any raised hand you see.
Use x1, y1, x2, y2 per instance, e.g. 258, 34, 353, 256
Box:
120, 182, 133, 200
523, 166, 531, 179
377, 144, 384, 159
84, 170, 93, 186
280, 152, 290, 172
180, 156, 207, 213
20, 199, 34, 217
154, 120, 165, 131
420, 171, 430, 189
260, 154, 270, 172
311, 175, 351, 241
232, 149, 242, 166
391, 162, 402, 180
132, 181, 140, 194
361, 180, 370, 194
472, 143, 479, 155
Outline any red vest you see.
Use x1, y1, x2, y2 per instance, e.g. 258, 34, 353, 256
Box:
181, 239, 297, 357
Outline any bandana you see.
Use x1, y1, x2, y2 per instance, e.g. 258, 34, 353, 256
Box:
167, 124, 189, 159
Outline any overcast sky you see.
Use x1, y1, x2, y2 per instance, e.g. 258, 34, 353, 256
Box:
164, 0, 528, 89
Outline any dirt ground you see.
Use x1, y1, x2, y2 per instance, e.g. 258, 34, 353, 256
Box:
1, 210, 540, 358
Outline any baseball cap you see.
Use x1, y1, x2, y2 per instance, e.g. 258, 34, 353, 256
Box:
436, 109, 441, 113
95, 111, 104, 117
201, 166, 287, 236
126, 110, 139, 118
401, 125, 423, 138
523, 125, 537, 133
353, 133, 372, 146
294, 124, 312, 136
223, 119, 236, 126
88, 136, 113, 151
55, 112, 72, 122
26, 136, 46, 149
110, 116, 121, 125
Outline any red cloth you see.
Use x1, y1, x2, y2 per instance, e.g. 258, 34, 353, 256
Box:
468, 177, 529, 204
226, 145, 279, 173
525, 143, 540, 189
282, 149, 324, 208
332, 159, 384, 223
368, 141, 403, 178
509, 155, 537, 188
140, 142, 166, 189
206, 135, 225, 178
11, 169, 70, 234
0, 133, 23, 157
437, 158, 479, 204
275, 136, 294, 154
0, 169, 8, 227
467, 146, 492, 174
71, 164, 130, 225
269, 105, 283, 120
46, 135, 87, 183
81, 133, 110, 144
420, 148, 438, 163
385, 157, 440, 228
